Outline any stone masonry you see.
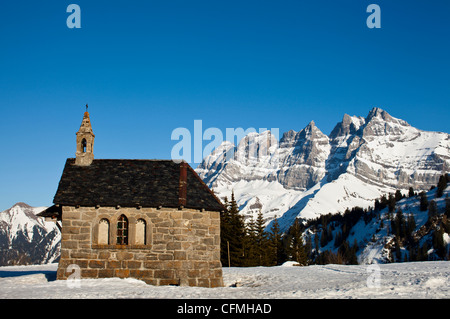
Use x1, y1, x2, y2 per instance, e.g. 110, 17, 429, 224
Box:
57, 205, 223, 288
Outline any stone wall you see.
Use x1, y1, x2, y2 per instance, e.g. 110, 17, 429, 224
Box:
57, 206, 223, 288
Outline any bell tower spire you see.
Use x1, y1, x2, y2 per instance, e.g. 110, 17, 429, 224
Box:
75, 105, 95, 166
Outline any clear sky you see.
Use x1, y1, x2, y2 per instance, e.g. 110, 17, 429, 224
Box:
0, 0, 449, 209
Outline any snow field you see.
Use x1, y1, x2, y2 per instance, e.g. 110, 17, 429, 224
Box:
1, 261, 449, 299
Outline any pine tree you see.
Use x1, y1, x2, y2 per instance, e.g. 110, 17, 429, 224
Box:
394, 236, 402, 262
289, 219, 308, 266
220, 196, 232, 266
314, 233, 319, 251
445, 195, 450, 218
254, 210, 269, 266
374, 199, 381, 212
419, 191, 428, 212
408, 187, 415, 198
436, 174, 448, 198
394, 208, 407, 239
334, 231, 343, 248
408, 245, 417, 262
226, 191, 246, 266
327, 225, 333, 242
391, 212, 398, 238
406, 213, 416, 241
349, 241, 358, 265
379, 195, 388, 210
268, 217, 284, 265
428, 200, 438, 220
353, 238, 359, 252
244, 216, 257, 266
395, 189, 403, 202
433, 227, 446, 259
419, 242, 429, 261
305, 236, 313, 262
388, 193, 396, 213
320, 227, 328, 248
337, 240, 358, 265
442, 215, 450, 234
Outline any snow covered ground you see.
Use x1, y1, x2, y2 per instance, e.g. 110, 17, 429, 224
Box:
1, 261, 449, 299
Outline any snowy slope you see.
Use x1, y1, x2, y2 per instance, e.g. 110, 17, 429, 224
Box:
1, 261, 449, 298
196, 108, 450, 232
0, 203, 60, 266
302, 185, 450, 265
357, 187, 450, 264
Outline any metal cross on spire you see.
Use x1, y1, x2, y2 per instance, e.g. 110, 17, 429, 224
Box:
86, 103, 88, 112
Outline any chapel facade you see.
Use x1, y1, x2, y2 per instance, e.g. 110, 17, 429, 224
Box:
38, 109, 224, 288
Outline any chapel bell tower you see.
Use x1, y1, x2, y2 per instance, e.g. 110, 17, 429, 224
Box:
75, 104, 95, 166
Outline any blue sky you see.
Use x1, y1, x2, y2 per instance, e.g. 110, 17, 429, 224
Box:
0, 0, 449, 209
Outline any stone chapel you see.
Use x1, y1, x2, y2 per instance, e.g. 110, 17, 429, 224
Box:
38, 108, 224, 287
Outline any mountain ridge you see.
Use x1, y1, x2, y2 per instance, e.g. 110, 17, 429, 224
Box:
0, 202, 60, 266
196, 107, 450, 232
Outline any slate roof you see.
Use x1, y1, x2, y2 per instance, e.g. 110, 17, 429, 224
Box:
50, 158, 225, 212
37, 204, 62, 218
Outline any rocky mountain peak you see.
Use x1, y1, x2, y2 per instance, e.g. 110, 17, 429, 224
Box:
0, 203, 60, 266
12, 202, 32, 209
366, 107, 389, 120
329, 113, 363, 140
306, 120, 316, 129
280, 120, 328, 149
365, 107, 410, 126
363, 107, 411, 138
197, 108, 450, 231
279, 129, 298, 147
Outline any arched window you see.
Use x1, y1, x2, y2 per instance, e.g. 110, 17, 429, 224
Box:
136, 219, 146, 245
98, 218, 110, 245
117, 215, 128, 245
81, 138, 87, 153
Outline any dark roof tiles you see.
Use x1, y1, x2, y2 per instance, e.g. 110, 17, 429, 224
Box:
52, 158, 224, 211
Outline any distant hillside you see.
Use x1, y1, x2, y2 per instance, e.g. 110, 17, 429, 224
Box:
282, 175, 450, 265
0, 203, 60, 266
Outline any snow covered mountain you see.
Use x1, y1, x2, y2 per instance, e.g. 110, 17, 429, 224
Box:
299, 184, 450, 265
0, 203, 60, 266
196, 108, 450, 231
